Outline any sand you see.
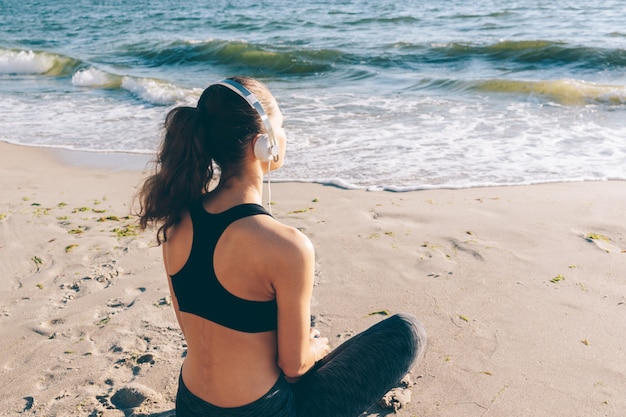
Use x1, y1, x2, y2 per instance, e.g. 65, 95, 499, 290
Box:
1, 141, 624, 417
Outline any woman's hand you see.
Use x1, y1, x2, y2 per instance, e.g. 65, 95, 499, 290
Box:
310, 328, 330, 362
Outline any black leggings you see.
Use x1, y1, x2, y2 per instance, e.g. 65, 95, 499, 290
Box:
176, 313, 427, 417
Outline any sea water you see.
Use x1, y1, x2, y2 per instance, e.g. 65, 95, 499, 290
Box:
1, 0, 625, 190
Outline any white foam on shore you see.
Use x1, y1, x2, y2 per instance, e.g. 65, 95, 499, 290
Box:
273, 91, 626, 189
0, 94, 165, 154
2, 75, 626, 190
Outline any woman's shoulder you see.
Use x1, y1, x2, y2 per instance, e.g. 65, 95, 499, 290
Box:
235, 213, 314, 265
243, 215, 315, 288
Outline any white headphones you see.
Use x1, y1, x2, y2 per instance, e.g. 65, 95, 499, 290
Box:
214, 79, 280, 162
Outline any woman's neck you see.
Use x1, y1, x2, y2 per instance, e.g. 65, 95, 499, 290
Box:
206, 166, 265, 211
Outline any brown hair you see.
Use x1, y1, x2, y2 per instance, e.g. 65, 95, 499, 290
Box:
136, 76, 276, 243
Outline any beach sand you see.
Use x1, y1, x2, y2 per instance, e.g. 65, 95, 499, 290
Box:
1, 141, 624, 416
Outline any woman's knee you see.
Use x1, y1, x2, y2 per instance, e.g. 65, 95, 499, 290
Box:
388, 313, 427, 359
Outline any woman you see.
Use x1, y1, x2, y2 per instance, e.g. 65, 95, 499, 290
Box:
137, 76, 426, 417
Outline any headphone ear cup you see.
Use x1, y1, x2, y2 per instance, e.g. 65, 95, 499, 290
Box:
254, 134, 273, 161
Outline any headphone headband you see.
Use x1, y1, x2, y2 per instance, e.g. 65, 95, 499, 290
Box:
214, 79, 279, 162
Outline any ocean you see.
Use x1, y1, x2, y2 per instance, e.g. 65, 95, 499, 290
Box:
1, 0, 625, 190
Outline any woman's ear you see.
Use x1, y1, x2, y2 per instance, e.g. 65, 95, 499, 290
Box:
253, 133, 275, 161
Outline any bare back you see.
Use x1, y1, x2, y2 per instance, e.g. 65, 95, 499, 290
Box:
163, 203, 283, 407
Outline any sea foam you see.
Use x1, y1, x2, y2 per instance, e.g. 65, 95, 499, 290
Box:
0, 48, 79, 76
120, 77, 197, 105
0, 49, 55, 74
72, 68, 121, 88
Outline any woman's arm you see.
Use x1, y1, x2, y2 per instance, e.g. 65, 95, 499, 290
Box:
270, 226, 330, 378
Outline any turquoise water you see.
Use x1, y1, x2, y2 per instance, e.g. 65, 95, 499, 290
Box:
1, 0, 625, 190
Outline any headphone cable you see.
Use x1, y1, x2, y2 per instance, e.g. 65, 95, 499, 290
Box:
266, 160, 272, 215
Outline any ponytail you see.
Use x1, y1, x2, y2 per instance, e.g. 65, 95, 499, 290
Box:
137, 106, 214, 243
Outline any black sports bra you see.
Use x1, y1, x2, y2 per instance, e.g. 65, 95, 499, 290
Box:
170, 202, 277, 333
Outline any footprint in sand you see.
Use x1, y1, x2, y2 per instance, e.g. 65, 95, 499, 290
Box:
57, 263, 127, 306
58, 279, 87, 306
35, 365, 63, 390
92, 261, 123, 287
124, 287, 146, 308
106, 287, 146, 310
94, 383, 160, 412
32, 317, 65, 338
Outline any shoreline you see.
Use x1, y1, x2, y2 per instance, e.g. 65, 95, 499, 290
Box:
1, 141, 625, 416
1, 141, 154, 172
3, 140, 624, 192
